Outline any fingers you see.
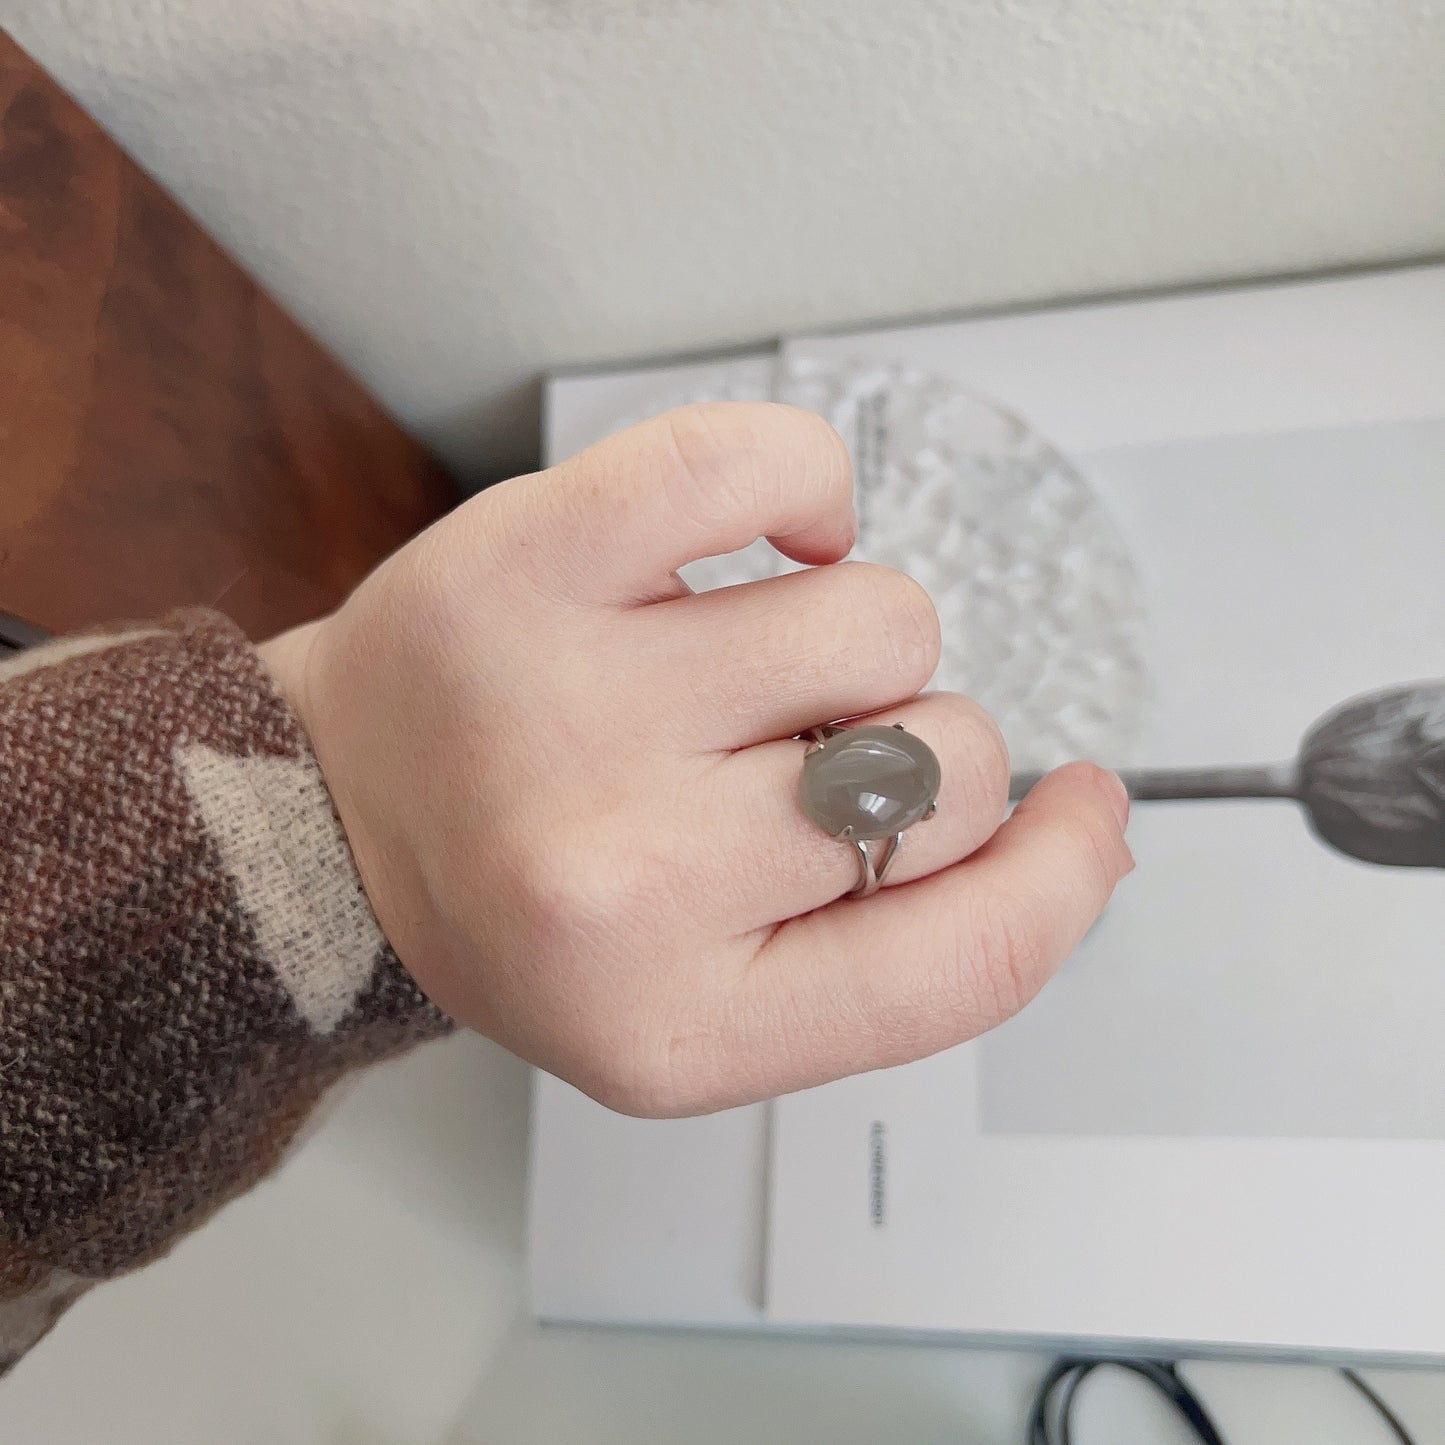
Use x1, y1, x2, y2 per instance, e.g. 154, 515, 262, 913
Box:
504, 404, 858, 607
719, 763, 1133, 1101
640, 561, 942, 751
698, 692, 1011, 927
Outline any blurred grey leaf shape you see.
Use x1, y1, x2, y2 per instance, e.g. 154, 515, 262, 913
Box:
1012, 681, 1445, 870
1301, 682, 1445, 867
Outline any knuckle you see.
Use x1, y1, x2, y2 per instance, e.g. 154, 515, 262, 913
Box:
702, 400, 849, 475
936, 697, 1010, 820
661, 404, 772, 528
888, 577, 942, 685
660, 402, 734, 483
779, 404, 854, 486
844, 564, 941, 688
660, 402, 852, 526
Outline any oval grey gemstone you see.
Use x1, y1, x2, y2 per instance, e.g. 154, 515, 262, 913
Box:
800, 725, 942, 841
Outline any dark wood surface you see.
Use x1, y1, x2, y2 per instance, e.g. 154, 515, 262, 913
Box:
0, 30, 458, 639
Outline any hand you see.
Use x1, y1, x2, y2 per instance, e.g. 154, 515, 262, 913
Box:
259, 404, 1133, 1116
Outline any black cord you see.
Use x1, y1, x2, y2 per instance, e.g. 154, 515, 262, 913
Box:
1027, 1358, 1226, 1445
1341, 1368, 1418, 1445
1026, 1356, 1418, 1445
1054, 1364, 1088, 1445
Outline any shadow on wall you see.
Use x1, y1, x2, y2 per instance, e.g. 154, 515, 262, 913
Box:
425, 376, 547, 493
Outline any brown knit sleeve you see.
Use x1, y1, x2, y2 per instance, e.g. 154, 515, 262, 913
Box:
0, 610, 451, 1374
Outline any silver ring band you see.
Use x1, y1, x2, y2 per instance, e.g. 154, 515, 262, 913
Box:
846, 832, 901, 899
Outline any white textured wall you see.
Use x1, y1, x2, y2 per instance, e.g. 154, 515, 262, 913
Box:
8, 0, 1445, 483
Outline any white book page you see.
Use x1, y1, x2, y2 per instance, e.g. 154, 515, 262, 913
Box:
766, 267, 1445, 1353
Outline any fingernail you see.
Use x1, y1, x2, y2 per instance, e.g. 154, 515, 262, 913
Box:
1100, 768, 1130, 830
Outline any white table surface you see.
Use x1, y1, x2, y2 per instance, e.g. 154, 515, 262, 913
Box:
2, 1033, 1443, 1444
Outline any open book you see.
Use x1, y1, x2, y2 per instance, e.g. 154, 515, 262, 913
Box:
531, 265, 1445, 1357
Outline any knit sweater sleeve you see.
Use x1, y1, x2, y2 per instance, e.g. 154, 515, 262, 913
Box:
0, 610, 451, 1374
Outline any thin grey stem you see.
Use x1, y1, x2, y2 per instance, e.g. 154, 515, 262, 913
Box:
1008, 761, 1299, 803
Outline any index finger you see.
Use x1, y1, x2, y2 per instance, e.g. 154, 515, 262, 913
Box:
729, 763, 1134, 1099
512, 403, 858, 606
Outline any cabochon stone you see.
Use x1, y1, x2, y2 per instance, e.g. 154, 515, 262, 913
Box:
800, 725, 941, 841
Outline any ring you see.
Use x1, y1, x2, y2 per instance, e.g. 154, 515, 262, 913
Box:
799, 722, 941, 899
